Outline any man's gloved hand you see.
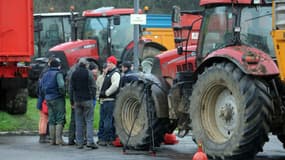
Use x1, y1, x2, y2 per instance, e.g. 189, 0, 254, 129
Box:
99, 92, 106, 98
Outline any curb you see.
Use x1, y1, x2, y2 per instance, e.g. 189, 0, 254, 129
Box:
0, 131, 38, 136
0, 130, 99, 136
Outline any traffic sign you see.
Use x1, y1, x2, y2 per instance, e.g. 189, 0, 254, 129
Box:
130, 14, 146, 25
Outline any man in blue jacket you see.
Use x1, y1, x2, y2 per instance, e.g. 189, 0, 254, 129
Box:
40, 57, 66, 145
120, 61, 138, 87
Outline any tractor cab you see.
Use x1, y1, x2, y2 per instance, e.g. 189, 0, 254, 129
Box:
174, 0, 274, 71
197, 3, 274, 60
82, 7, 135, 61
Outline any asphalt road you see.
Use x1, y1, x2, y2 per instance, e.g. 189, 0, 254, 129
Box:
0, 134, 284, 160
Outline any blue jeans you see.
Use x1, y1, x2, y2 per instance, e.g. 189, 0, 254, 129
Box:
74, 100, 94, 145
97, 101, 116, 142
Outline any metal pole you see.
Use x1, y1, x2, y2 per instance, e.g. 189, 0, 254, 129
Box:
133, 0, 140, 72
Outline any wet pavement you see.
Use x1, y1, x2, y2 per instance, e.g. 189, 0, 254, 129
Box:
0, 134, 284, 160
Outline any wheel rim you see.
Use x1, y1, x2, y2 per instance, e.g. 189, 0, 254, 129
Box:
201, 84, 238, 143
141, 57, 153, 73
121, 97, 145, 136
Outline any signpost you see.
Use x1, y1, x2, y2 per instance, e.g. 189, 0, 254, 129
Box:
133, 0, 140, 72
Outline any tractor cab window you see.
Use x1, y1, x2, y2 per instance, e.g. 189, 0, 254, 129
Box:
111, 15, 133, 60
240, 6, 274, 57
198, 6, 235, 57
83, 17, 108, 58
34, 16, 71, 57
83, 15, 133, 60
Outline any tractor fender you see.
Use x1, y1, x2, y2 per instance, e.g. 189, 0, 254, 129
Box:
120, 40, 168, 62
196, 46, 279, 76
136, 72, 170, 118
143, 41, 168, 52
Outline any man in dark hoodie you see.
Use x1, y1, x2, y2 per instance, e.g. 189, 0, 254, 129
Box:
69, 58, 98, 149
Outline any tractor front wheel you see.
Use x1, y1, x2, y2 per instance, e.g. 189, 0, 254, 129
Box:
190, 62, 273, 159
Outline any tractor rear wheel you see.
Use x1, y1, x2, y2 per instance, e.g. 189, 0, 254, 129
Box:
114, 81, 169, 149
6, 88, 28, 114
277, 135, 285, 148
28, 79, 38, 98
190, 62, 273, 160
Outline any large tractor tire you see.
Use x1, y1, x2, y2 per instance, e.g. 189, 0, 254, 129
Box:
114, 81, 169, 149
6, 88, 28, 114
190, 62, 273, 160
277, 135, 285, 148
28, 79, 38, 98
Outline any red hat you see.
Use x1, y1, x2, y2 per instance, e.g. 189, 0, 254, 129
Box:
107, 56, 117, 65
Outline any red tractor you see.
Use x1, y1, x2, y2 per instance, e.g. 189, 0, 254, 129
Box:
114, 10, 201, 151
114, 0, 285, 159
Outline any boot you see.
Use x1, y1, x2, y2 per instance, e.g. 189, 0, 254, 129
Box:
39, 134, 49, 143
56, 124, 66, 145
49, 125, 56, 145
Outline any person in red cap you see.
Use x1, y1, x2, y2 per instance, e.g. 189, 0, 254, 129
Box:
97, 56, 121, 146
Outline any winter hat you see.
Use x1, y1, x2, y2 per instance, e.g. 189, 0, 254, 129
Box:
49, 58, 61, 67
107, 56, 117, 65
78, 58, 89, 66
122, 61, 132, 69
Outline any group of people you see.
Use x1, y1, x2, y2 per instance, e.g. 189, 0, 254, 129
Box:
36, 55, 137, 150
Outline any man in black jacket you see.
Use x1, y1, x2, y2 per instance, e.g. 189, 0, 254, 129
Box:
69, 59, 98, 149
97, 56, 121, 146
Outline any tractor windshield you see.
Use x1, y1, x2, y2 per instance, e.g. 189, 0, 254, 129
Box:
83, 15, 133, 60
83, 17, 108, 59
111, 15, 133, 59
34, 15, 72, 57
198, 6, 235, 57
240, 6, 274, 57
198, 5, 274, 58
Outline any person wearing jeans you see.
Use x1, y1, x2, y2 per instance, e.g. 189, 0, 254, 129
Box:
69, 58, 97, 149
98, 56, 121, 146
74, 100, 94, 148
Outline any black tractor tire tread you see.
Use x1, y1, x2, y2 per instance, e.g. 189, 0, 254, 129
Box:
28, 79, 38, 98
114, 81, 169, 149
6, 88, 28, 114
277, 135, 285, 148
190, 62, 273, 160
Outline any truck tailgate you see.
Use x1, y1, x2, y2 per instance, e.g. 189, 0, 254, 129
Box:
0, 0, 34, 61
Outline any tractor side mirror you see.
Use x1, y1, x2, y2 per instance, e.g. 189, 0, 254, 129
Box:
177, 46, 183, 55
113, 15, 120, 25
172, 5, 181, 23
